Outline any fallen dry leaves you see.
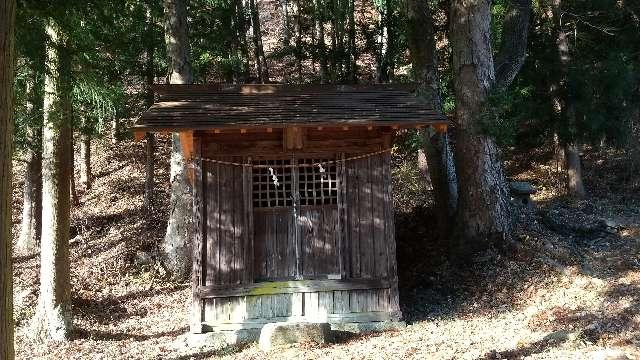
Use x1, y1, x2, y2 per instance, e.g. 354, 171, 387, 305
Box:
9, 137, 640, 359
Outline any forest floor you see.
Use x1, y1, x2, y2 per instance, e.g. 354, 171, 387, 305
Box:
10, 136, 640, 359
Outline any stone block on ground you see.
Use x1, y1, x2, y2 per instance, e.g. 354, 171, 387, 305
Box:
258, 322, 331, 351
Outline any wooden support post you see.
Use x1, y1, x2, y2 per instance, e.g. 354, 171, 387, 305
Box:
180, 131, 194, 161
433, 123, 448, 133
134, 130, 146, 142
284, 127, 304, 150
191, 136, 205, 333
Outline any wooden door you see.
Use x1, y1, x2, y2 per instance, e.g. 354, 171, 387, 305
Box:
252, 155, 341, 281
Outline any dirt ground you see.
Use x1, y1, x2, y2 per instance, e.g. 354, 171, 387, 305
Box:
10, 137, 640, 359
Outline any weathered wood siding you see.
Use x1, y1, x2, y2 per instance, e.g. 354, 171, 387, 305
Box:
345, 154, 391, 279
253, 209, 296, 280
300, 206, 340, 277
203, 157, 250, 286
202, 288, 397, 330
194, 140, 400, 330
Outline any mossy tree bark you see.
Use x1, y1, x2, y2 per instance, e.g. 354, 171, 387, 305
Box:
163, 0, 194, 280
449, 0, 527, 253
405, 0, 458, 241
0, 0, 16, 358
31, 19, 73, 342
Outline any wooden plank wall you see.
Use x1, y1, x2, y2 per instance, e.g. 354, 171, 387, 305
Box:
253, 209, 296, 280
300, 206, 340, 277
345, 153, 390, 280
202, 288, 396, 329
203, 157, 250, 286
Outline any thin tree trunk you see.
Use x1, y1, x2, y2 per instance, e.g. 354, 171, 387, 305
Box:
70, 137, 79, 206
249, 0, 269, 82
294, 0, 303, 82
450, 0, 513, 254
0, 0, 16, 357
17, 72, 44, 255
18, 146, 42, 254
376, 7, 389, 82
143, 6, 156, 209
144, 133, 156, 209
111, 116, 119, 144
314, 0, 328, 84
565, 143, 585, 196
31, 19, 72, 342
80, 133, 91, 190
281, 0, 291, 82
235, 0, 251, 82
346, 0, 356, 83
406, 0, 458, 240
163, 0, 194, 280
551, 0, 585, 198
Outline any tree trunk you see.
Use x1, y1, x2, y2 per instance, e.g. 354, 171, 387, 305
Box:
281, 0, 291, 82
0, 0, 16, 357
235, 0, 251, 82
564, 143, 585, 197
80, 133, 91, 190
551, 0, 585, 198
494, 0, 531, 88
314, 0, 328, 84
249, 0, 269, 82
69, 137, 79, 206
450, 0, 513, 254
111, 116, 119, 144
31, 19, 72, 342
405, 0, 458, 240
346, 0, 356, 83
294, 0, 303, 82
144, 132, 156, 209
143, 9, 156, 209
18, 146, 42, 254
376, 5, 392, 83
163, 0, 194, 280
17, 72, 44, 255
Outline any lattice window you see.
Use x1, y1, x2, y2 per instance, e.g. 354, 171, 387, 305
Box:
252, 159, 294, 208
252, 157, 339, 208
298, 158, 338, 206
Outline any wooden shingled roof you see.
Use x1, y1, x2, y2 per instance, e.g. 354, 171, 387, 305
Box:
133, 84, 447, 132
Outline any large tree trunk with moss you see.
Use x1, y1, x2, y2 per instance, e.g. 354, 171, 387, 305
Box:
0, 1, 16, 358
449, 0, 513, 253
163, 0, 194, 280
405, 0, 458, 240
31, 19, 73, 342
17, 76, 44, 255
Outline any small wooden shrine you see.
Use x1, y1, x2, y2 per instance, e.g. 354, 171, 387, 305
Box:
134, 84, 447, 334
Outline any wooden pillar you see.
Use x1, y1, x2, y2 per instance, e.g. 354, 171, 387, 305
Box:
191, 136, 205, 333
